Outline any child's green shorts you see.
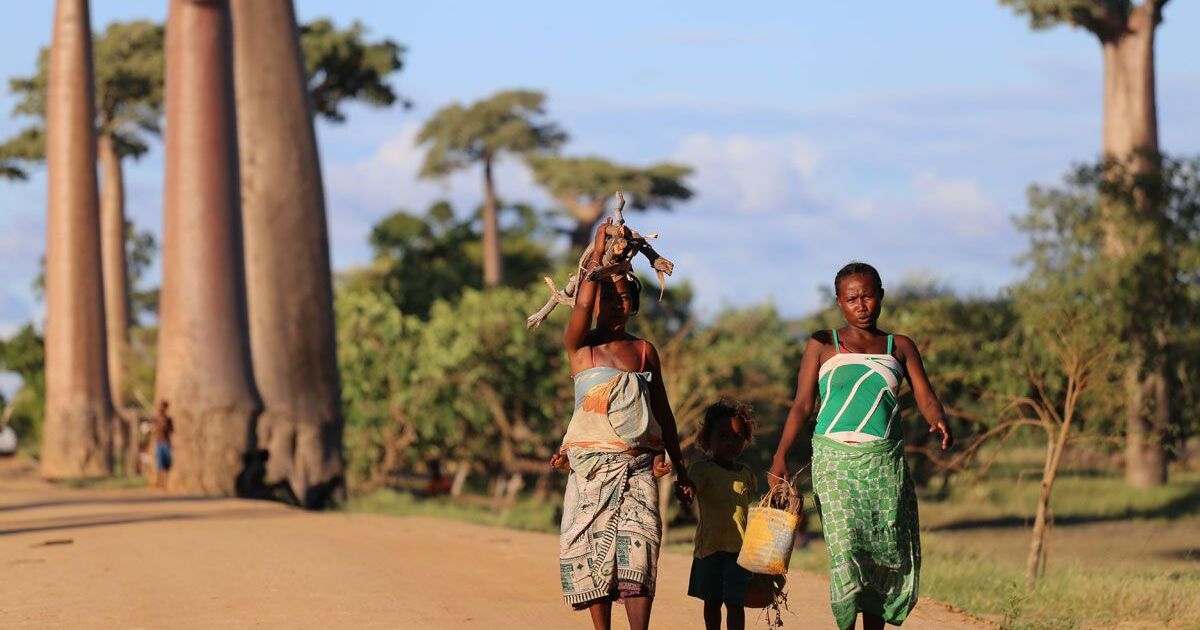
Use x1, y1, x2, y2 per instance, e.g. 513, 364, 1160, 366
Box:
687, 551, 752, 606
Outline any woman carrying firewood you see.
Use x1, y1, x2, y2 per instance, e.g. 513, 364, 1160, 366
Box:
549, 218, 693, 630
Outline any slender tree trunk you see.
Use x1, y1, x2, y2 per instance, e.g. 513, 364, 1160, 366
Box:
1025, 435, 1057, 587
157, 0, 259, 495
230, 0, 344, 509
97, 134, 131, 440
1100, 4, 1169, 488
567, 199, 609, 252
41, 0, 113, 479
481, 157, 502, 287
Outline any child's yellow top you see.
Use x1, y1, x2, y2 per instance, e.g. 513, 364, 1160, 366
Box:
690, 459, 756, 558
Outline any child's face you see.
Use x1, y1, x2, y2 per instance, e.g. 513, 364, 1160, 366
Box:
711, 415, 749, 461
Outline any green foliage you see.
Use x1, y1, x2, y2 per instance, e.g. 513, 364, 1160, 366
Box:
336, 288, 423, 486
1017, 155, 1200, 445
417, 89, 566, 178
526, 155, 694, 243
0, 325, 46, 448
126, 221, 160, 322
0, 20, 164, 176
299, 18, 409, 122
412, 288, 568, 467
998, 1, 1134, 34
352, 200, 554, 318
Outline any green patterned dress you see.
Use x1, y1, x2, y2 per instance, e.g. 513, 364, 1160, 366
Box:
811, 330, 921, 629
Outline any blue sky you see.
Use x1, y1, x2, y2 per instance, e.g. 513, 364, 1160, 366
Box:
2, 0, 1199, 338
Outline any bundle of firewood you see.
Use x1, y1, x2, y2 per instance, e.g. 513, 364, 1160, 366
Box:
526, 192, 674, 328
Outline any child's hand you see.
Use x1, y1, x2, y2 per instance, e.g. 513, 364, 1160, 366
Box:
674, 477, 695, 506
550, 452, 572, 473
652, 456, 672, 478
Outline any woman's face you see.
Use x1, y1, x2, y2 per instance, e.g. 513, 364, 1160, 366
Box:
837, 274, 883, 330
595, 279, 634, 330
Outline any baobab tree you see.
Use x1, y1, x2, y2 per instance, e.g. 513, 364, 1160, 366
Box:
1001, 0, 1175, 487
527, 155, 693, 249
417, 90, 566, 287
2, 22, 164, 462
230, 0, 344, 508
156, 0, 258, 494
41, 0, 113, 478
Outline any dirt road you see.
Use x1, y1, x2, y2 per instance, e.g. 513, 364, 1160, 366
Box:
0, 460, 988, 629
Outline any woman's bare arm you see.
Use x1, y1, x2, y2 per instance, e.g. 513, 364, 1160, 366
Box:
644, 342, 693, 501
896, 335, 953, 449
563, 219, 610, 361
769, 336, 825, 484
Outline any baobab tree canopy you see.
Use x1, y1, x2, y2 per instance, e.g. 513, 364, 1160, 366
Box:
0, 20, 164, 175
300, 17, 408, 122
999, 0, 1168, 34
417, 90, 567, 178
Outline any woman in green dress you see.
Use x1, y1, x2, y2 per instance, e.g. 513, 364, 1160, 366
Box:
770, 262, 953, 630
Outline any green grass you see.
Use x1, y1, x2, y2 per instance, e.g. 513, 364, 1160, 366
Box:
917, 469, 1200, 528
59, 475, 148, 490
788, 536, 1199, 629
343, 468, 1200, 628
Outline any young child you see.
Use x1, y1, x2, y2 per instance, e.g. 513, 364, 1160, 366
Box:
686, 399, 757, 630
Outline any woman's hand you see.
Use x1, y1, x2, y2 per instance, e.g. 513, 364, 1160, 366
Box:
768, 455, 788, 488
550, 452, 572, 473
592, 217, 612, 262
929, 421, 954, 450
652, 455, 673, 479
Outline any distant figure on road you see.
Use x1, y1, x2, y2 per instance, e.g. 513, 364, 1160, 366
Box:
425, 459, 452, 497
153, 400, 174, 490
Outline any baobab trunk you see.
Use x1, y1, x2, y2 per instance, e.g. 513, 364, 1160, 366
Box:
565, 198, 607, 251
157, 0, 259, 495
230, 0, 345, 508
481, 158, 503, 286
98, 134, 137, 473
1100, 2, 1169, 488
41, 0, 113, 479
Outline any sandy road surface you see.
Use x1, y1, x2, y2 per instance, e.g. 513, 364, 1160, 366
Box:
0, 461, 989, 629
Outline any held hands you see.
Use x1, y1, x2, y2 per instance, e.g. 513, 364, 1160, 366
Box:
930, 420, 954, 450
674, 473, 696, 506
550, 452, 571, 473
652, 455, 672, 478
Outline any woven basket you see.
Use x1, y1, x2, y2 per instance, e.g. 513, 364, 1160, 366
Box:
736, 506, 799, 575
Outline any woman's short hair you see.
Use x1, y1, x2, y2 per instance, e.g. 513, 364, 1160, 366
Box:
834, 262, 883, 296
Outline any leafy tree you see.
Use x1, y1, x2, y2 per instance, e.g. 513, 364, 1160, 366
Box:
1000, 0, 1176, 486
0, 325, 46, 450
3, 20, 163, 416
335, 287, 422, 489
1017, 155, 1200, 469
360, 200, 554, 318
527, 155, 693, 249
417, 90, 566, 287
299, 17, 409, 122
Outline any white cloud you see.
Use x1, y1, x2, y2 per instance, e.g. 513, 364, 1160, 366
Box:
911, 171, 1008, 237
673, 133, 823, 215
